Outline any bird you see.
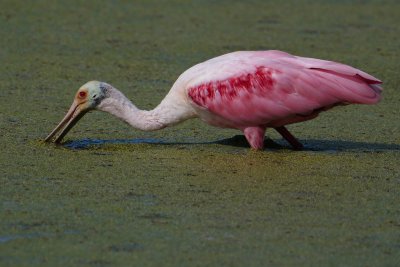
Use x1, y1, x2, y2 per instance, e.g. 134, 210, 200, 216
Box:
45, 50, 382, 150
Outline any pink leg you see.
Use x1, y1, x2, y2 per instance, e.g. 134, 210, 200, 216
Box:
243, 126, 266, 150
274, 126, 303, 150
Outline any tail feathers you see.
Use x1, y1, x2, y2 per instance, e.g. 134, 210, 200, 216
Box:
294, 56, 383, 85
311, 68, 382, 105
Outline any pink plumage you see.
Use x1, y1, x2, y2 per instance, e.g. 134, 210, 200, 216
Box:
45, 50, 382, 150
184, 50, 382, 149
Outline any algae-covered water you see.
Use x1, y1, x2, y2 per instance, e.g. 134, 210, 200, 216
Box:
1, 1, 399, 266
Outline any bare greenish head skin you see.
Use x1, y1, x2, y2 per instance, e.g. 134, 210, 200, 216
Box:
79, 80, 108, 109
44, 81, 108, 143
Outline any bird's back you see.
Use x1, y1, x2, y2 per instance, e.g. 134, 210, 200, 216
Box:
180, 50, 382, 128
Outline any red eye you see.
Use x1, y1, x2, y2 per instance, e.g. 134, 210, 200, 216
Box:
79, 91, 87, 98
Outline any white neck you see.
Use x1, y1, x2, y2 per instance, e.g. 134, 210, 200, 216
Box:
97, 87, 195, 131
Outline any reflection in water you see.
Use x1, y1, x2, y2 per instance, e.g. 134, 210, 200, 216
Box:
62, 135, 400, 152
64, 138, 164, 149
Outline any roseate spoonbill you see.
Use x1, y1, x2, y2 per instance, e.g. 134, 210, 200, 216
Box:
45, 50, 382, 150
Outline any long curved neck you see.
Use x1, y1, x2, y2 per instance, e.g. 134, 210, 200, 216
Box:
97, 87, 195, 131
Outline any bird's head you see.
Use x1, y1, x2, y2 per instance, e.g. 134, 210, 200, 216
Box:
44, 81, 110, 143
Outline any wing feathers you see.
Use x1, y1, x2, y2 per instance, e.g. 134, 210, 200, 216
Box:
187, 51, 382, 127
291, 56, 382, 84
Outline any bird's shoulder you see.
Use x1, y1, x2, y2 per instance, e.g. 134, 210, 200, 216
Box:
177, 50, 295, 88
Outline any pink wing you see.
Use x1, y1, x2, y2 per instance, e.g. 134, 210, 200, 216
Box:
187, 51, 382, 127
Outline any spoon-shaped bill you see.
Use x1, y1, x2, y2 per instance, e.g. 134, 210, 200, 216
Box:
44, 101, 87, 143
